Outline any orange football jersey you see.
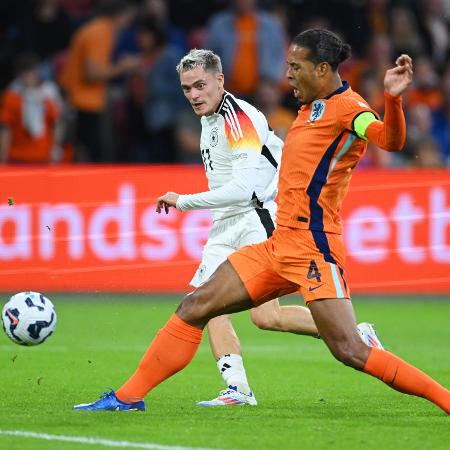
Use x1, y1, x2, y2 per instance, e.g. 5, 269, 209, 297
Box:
276, 82, 378, 234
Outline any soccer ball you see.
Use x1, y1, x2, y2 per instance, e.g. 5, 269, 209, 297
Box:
1, 291, 57, 346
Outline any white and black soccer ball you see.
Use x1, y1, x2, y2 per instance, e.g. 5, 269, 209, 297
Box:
1, 291, 57, 346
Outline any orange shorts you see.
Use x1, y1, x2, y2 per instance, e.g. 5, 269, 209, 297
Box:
228, 227, 350, 305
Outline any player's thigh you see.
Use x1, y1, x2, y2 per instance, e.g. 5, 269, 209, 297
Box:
185, 215, 269, 327
249, 298, 281, 327
228, 238, 298, 307
176, 259, 254, 327
234, 209, 287, 322
203, 211, 274, 336
194, 245, 239, 338
273, 229, 350, 305
190, 219, 237, 288
234, 208, 295, 307
251, 298, 281, 315
309, 298, 369, 369
190, 243, 234, 288
302, 231, 350, 304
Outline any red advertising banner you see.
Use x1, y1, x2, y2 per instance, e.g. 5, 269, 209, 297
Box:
1, 166, 449, 294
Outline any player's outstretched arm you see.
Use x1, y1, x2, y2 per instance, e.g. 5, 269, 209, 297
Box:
363, 54, 413, 152
155, 167, 259, 214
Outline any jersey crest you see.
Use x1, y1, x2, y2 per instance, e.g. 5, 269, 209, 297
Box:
209, 127, 219, 147
310, 100, 326, 122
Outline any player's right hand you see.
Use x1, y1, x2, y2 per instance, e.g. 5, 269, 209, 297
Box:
156, 192, 180, 214
384, 54, 413, 97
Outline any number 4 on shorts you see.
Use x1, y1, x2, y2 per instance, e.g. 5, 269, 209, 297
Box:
307, 260, 322, 282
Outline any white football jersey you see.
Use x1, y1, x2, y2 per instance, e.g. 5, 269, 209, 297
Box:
198, 91, 283, 220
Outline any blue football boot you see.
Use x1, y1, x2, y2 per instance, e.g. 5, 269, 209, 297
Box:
73, 389, 145, 411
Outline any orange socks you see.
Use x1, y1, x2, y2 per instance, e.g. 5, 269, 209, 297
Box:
116, 318, 450, 414
364, 347, 450, 414
116, 314, 202, 403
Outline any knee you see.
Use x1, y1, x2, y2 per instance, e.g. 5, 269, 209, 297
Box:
176, 290, 212, 328
207, 314, 231, 330
250, 309, 281, 331
330, 341, 369, 370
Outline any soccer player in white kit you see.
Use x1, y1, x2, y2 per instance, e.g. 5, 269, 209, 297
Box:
157, 49, 382, 406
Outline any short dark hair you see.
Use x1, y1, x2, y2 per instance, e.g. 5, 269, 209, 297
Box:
293, 29, 351, 71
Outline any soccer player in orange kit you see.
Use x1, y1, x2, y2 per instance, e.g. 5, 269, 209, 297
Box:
74, 29, 450, 414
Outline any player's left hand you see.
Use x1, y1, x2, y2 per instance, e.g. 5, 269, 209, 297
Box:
156, 192, 179, 214
384, 54, 413, 97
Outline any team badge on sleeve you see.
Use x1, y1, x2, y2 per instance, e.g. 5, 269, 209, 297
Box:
310, 100, 326, 122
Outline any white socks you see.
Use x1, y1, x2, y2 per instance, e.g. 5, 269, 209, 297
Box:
216, 354, 251, 395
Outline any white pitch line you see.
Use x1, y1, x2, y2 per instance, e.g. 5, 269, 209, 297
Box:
0, 430, 223, 450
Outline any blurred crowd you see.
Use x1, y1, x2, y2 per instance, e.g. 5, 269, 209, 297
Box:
0, 0, 449, 167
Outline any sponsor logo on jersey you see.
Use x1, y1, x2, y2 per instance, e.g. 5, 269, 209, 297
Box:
310, 100, 326, 122
231, 153, 248, 160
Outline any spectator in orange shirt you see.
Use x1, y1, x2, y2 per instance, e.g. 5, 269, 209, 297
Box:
0, 53, 62, 163
206, 0, 286, 99
61, 0, 139, 161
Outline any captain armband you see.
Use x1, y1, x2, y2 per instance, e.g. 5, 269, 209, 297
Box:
352, 111, 378, 140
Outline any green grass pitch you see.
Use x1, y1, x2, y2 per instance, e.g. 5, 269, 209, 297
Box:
1, 294, 449, 450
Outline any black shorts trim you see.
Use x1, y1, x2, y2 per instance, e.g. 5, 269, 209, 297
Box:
255, 208, 275, 238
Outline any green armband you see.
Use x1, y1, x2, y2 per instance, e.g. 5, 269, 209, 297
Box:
353, 112, 378, 140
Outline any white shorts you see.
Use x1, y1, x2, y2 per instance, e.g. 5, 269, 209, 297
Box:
190, 204, 276, 287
